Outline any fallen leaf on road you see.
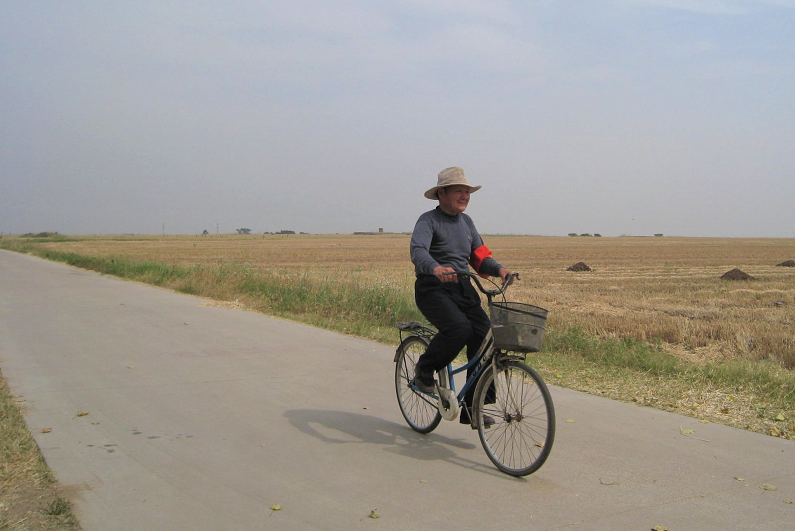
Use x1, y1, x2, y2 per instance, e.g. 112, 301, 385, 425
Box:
651, 526, 668, 531
42, 428, 52, 433
784, 499, 792, 504
270, 504, 282, 511
566, 419, 575, 423
369, 509, 379, 519
77, 411, 89, 417
760, 484, 777, 491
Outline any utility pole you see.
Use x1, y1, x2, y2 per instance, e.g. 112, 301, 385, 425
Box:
162, 223, 165, 236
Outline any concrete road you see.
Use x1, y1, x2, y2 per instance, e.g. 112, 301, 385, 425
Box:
1, 249, 793, 530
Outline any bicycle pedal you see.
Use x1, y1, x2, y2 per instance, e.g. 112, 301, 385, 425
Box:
462, 414, 496, 430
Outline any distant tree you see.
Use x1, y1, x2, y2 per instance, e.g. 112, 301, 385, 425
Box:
594, 233, 602, 237
580, 233, 592, 237
568, 233, 578, 237
23, 232, 60, 238
202, 229, 209, 236
655, 233, 664, 237
236, 228, 252, 234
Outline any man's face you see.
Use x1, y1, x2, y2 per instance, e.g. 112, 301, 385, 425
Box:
438, 185, 471, 215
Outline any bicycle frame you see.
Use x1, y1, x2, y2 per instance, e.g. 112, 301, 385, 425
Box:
443, 328, 496, 405
396, 271, 521, 405
433, 271, 518, 404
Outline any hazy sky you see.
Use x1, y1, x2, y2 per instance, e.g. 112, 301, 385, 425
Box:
2, 1, 793, 237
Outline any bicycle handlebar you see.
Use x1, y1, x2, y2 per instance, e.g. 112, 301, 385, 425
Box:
447, 270, 520, 297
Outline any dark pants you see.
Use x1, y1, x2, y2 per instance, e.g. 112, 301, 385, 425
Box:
414, 275, 491, 409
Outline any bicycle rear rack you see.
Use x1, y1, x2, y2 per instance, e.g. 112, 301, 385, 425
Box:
396, 321, 436, 342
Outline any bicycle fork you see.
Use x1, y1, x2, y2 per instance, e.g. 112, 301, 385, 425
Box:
490, 353, 525, 423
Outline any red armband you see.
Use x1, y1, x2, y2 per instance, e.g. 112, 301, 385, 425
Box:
469, 244, 493, 278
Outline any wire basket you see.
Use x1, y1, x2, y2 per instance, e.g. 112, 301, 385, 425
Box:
489, 302, 548, 352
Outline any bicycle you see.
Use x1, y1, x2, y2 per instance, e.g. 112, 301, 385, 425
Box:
394, 271, 555, 476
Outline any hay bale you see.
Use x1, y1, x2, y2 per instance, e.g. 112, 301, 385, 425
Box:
721, 268, 754, 281
776, 260, 795, 267
567, 262, 592, 272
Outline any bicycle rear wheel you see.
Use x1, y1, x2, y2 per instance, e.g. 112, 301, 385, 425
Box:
473, 360, 555, 476
394, 336, 442, 433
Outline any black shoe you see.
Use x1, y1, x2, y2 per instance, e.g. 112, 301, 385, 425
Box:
411, 374, 437, 394
460, 411, 496, 430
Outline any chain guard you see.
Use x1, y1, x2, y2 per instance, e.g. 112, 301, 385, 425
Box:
437, 387, 459, 421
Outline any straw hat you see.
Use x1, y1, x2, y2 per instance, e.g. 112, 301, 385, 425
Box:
424, 167, 482, 200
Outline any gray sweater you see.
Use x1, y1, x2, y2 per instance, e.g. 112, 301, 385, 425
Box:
410, 207, 503, 277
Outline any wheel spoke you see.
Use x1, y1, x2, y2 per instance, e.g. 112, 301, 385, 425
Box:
395, 336, 441, 434
474, 361, 555, 476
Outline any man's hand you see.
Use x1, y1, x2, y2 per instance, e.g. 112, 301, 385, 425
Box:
433, 265, 458, 283
499, 268, 515, 286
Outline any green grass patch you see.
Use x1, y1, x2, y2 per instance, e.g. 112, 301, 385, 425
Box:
546, 327, 682, 376
20, 232, 66, 240
34, 250, 194, 287
237, 273, 424, 342
539, 327, 795, 409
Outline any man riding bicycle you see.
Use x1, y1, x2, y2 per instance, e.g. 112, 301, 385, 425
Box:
410, 167, 514, 428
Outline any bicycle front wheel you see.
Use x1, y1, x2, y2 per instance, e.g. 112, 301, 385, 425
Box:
473, 360, 555, 476
394, 336, 442, 433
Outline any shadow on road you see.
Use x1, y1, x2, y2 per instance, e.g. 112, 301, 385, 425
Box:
284, 409, 524, 480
